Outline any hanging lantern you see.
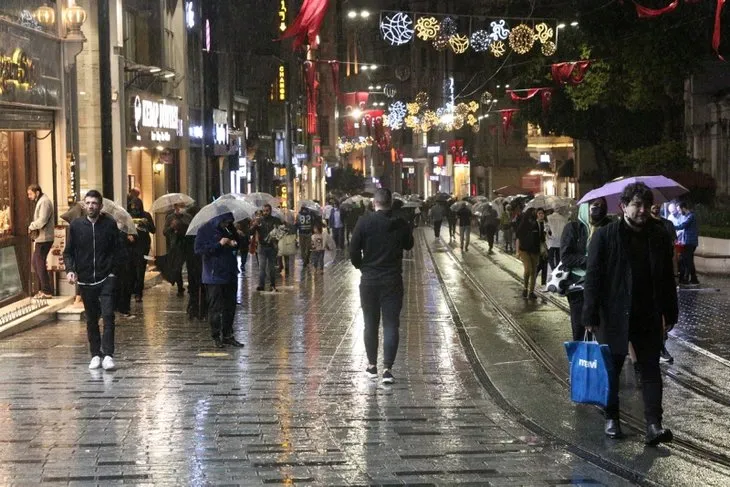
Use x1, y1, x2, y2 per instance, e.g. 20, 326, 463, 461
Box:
34, 3, 56, 27
64, 2, 88, 39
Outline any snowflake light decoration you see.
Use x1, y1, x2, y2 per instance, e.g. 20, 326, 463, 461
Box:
407, 102, 421, 115
405, 115, 420, 128
489, 20, 510, 41
449, 34, 470, 54
470, 30, 491, 52
415, 92, 430, 106
436, 107, 447, 118
380, 12, 414, 46
468, 101, 480, 112
415, 16, 440, 41
389, 101, 406, 120
541, 41, 557, 56
420, 121, 432, 133
509, 24, 536, 55
440, 17, 458, 36
490, 40, 506, 57
480, 91, 493, 104
423, 110, 438, 125
433, 35, 449, 51
535, 23, 554, 44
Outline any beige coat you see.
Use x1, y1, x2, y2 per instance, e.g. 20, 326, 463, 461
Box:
29, 193, 55, 243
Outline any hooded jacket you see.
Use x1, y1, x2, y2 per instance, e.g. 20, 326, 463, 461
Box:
194, 212, 238, 285
63, 213, 125, 285
559, 203, 610, 278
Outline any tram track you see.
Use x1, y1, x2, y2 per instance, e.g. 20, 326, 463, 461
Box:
421, 231, 730, 478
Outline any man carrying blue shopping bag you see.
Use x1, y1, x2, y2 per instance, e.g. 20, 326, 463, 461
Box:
581, 183, 678, 446
565, 334, 613, 408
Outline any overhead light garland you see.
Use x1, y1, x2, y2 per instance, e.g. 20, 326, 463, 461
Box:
470, 30, 492, 52
380, 12, 414, 46
449, 34, 470, 54
415, 16, 440, 40
508, 24, 536, 54
383, 94, 481, 133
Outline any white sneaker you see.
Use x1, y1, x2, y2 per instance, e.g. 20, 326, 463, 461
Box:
101, 356, 116, 370
89, 356, 102, 369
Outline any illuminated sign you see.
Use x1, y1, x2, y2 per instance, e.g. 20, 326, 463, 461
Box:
0, 48, 35, 90
427, 145, 441, 154
430, 175, 440, 181
278, 65, 286, 101
278, 0, 287, 32
189, 125, 203, 139
214, 124, 227, 145
204, 19, 211, 52
185, 1, 195, 29
280, 185, 288, 209
130, 95, 182, 147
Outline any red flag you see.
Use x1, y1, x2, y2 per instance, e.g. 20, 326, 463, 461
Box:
508, 88, 542, 102
500, 109, 519, 144
633, 0, 679, 17
714, 0, 727, 60
551, 61, 592, 85
280, 0, 330, 50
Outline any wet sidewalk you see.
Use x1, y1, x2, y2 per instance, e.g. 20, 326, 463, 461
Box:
0, 239, 627, 485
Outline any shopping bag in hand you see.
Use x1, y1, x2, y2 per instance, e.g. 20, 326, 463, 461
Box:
564, 339, 613, 407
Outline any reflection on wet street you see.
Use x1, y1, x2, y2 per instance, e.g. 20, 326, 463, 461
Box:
0, 234, 628, 485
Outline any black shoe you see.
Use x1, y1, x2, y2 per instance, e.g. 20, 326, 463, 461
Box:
382, 369, 394, 384
529, 292, 538, 300
522, 289, 528, 298
605, 419, 624, 439
365, 365, 378, 379
256, 286, 264, 291
464, 247, 469, 252
213, 338, 225, 349
689, 279, 700, 286
645, 424, 673, 446
222, 337, 244, 348
660, 348, 674, 364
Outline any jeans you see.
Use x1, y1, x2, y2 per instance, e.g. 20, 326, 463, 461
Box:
360, 280, 403, 369
548, 246, 561, 272
567, 291, 585, 341
79, 277, 116, 357
206, 282, 237, 340
606, 319, 663, 425
679, 244, 697, 282
311, 250, 325, 270
299, 233, 312, 266
258, 245, 278, 288
433, 220, 442, 239
32, 241, 53, 294
519, 251, 539, 293
460, 225, 471, 250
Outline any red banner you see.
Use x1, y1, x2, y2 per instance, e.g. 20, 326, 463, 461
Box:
499, 109, 519, 144
633, 0, 679, 17
280, 0, 330, 50
304, 61, 319, 134
715, 0, 727, 60
551, 61, 592, 85
508, 88, 542, 101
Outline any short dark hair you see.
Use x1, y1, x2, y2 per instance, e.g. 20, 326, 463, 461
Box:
27, 183, 42, 193
263, 203, 272, 211
620, 182, 653, 206
84, 189, 103, 203
678, 201, 690, 210
373, 188, 392, 208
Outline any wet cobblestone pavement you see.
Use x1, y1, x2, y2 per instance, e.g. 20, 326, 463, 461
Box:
674, 274, 730, 360
0, 234, 630, 486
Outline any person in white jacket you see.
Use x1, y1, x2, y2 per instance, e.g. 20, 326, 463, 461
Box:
27, 184, 55, 298
545, 209, 568, 273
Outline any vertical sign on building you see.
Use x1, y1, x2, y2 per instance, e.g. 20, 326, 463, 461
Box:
277, 1, 287, 101
278, 0, 287, 32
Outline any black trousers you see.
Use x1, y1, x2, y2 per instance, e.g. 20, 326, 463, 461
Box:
679, 244, 698, 282
433, 220, 442, 238
206, 282, 237, 340
299, 233, 312, 266
448, 219, 456, 239
133, 253, 148, 296
485, 225, 496, 250
606, 319, 664, 425
79, 277, 116, 357
32, 241, 53, 294
567, 291, 585, 341
537, 254, 548, 286
548, 247, 561, 271
360, 281, 403, 369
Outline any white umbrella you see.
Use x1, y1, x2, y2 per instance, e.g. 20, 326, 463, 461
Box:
403, 200, 422, 208
450, 201, 473, 212
299, 200, 322, 213
243, 192, 280, 208
102, 199, 138, 235
525, 195, 576, 211
150, 193, 195, 213
186, 199, 257, 235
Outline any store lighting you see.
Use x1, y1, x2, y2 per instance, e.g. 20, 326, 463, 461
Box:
163, 72, 175, 78
361, 10, 370, 18
34, 3, 56, 27
557, 23, 566, 29
570, 21, 579, 27
368, 85, 374, 90
376, 85, 382, 89
361, 65, 369, 71
154, 161, 164, 174
352, 108, 362, 119
156, 146, 165, 151
370, 65, 377, 70
505, 84, 510, 88
149, 67, 161, 73
347, 11, 357, 18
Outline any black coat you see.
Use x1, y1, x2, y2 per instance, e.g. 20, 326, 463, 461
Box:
63, 214, 125, 285
582, 219, 678, 355
559, 217, 610, 271
349, 210, 414, 285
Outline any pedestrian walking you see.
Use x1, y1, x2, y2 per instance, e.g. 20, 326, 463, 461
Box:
430, 202, 445, 240
128, 198, 156, 301
27, 184, 55, 298
194, 212, 244, 349
115, 230, 136, 316
651, 203, 677, 365
350, 188, 414, 384
535, 208, 549, 286
582, 182, 677, 445
328, 201, 346, 250
457, 204, 472, 252
674, 201, 699, 286
516, 208, 541, 299
235, 219, 250, 274
545, 209, 568, 272
297, 206, 315, 270
184, 207, 206, 320
310, 221, 331, 273
500, 203, 514, 253
446, 206, 457, 242
252, 204, 282, 292
560, 197, 610, 341
162, 204, 188, 296
63, 190, 124, 371
483, 205, 499, 254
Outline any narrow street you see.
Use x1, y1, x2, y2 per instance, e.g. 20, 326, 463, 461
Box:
0, 229, 728, 486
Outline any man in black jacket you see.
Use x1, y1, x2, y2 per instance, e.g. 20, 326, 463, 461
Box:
350, 188, 414, 384
583, 183, 678, 445
64, 190, 125, 371
251, 204, 282, 292
559, 197, 610, 341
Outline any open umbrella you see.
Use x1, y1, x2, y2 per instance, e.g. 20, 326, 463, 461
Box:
472, 202, 492, 216
102, 199, 138, 235
577, 176, 689, 210
150, 193, 195, 213
525, 195, 576, 211
494, 185, 527, 197
434, 192, 451, 202
60, 202, 85, 223
450, 201, 473, 212
242, 192, 280, 208
299, 200, 322, 214
186, 199, 257, 235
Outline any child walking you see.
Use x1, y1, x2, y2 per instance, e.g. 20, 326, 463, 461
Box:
310, 222, 329, 273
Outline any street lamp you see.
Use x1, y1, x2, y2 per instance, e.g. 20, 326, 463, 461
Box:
33, 3, 56, 27
62, 1, 88, 72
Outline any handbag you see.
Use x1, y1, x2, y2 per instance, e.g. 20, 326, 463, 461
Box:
564, 337, 613, 408
546, 262, 583, 295
277, 234, 297, 256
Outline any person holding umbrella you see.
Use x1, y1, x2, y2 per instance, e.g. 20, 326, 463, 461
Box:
163, 203, 191, 296
127, 198, 156, 302
194, 212, 244, 349
251, 204, 283, 292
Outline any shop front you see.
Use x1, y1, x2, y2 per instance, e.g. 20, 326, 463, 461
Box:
0, 16, 65, 308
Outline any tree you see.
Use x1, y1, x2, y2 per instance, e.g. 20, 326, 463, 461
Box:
326, 166, 365, 194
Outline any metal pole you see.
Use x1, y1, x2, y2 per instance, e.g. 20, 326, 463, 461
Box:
284, 101, 294, 208
98, 0, 114, 199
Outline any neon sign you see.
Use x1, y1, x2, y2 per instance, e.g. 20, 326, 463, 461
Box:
278, 65, 286, 101
278, 1, 287, 32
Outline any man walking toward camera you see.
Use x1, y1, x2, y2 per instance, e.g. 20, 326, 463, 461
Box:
63, 190, 124, 371
350, 189, 414, 384
582, 183, 677, 445
27, 184, 55, 298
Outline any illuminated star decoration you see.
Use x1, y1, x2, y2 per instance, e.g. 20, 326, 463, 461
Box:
449, 34, 470, 54
509, 24, 536, 54
439, 16, 458, 36
380, 12, 414, 46
415, 16, 440, 40
490, 40, 506, 57
489, 20, 510, 41
470, 30, 492, 52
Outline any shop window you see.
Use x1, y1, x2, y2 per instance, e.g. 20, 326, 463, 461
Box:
0, 132, 11, 237
0, 1, 58, 33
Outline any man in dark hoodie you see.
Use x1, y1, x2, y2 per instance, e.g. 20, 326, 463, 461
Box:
350, 188, 414, 384
64, 190, 125, 371
194, 212, 244, 349
128, 197, 156, 302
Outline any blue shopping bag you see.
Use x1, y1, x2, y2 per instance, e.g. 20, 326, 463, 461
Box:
564, 339, 613, 408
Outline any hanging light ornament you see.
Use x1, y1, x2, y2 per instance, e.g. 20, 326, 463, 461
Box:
380, 12, 414, 46
541, 41, 557, 56
343, 142, 354, 153
489, 20, 510, 41
449, 34, 470, 54
433, 35, 450, 51
455, 103, 470, 117
480, 91, 493, 104
453, 115, 465, 130
467, 114, 478, 126
415, 91, 430, 106
440, 16, 458, 36
423, 110, 439, 126
470, 30, 491, 52
490, 41, 506, 57
534, 23, 554, 44
468, 101, 480, 112
384, 84, 397, 98
420, 121, 432, 133
509, 24, 536, 55
395, 65, 411, 81
407, 102, 421, 115
405, 115, 419, 128
472, 124, 481, 133
415, 16, 440, 40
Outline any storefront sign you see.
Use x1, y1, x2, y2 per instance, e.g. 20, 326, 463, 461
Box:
277, 65, 286, 101
130, 94, 183, 148
212, 109, 229, 156
185, 1, 195, 29
0, 49, 35, 90
278, 0, 287, 32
